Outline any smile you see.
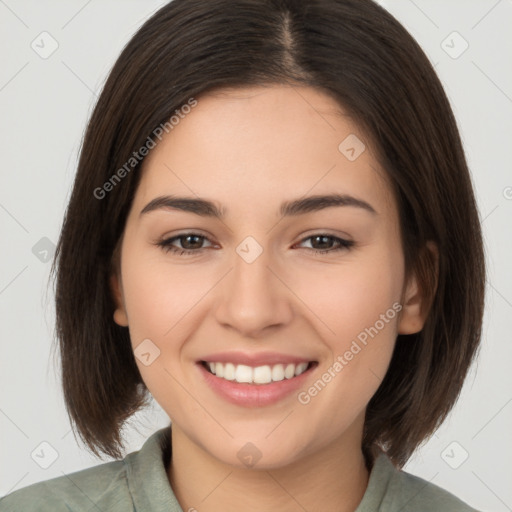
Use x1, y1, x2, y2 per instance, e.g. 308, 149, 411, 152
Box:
196, 351, 318, 407
202, 361, 313, 384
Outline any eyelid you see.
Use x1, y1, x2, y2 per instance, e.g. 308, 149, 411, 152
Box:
155, 230, 355, 256
298, 228, 353, 241
156, 231, 215, 248
157, 228, 352, 244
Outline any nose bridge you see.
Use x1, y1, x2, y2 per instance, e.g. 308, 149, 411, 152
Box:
214, 235, 293, 335
234, 236, 273, 292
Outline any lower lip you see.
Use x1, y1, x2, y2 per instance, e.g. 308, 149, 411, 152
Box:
197, 362, 316, 408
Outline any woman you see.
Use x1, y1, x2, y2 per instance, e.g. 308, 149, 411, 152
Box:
0, 0, 485, 510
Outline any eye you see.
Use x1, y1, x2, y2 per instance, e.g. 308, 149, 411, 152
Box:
155, 232, 354, 256
295, 234, 354, 254
156, 233, 213, 256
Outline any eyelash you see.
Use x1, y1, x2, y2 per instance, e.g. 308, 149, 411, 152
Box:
155, 232, 355, 256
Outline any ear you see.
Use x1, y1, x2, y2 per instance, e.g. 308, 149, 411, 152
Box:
110, 272, 129, 327
397, 241, 438, 335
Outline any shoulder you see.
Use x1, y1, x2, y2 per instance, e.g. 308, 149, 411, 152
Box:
369, 455, 480, 512
391, 469, 479, 511
0, 459, 131, 512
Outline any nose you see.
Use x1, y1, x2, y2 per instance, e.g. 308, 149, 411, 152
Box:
213, 244, 294, 338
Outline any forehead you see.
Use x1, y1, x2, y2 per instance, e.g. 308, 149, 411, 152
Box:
134, 84, 395, 221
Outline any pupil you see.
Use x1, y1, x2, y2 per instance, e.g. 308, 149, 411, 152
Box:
315, 235, 330, 249
183, 235, 201, 249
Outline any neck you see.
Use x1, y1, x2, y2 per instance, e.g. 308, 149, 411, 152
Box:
168, 421, 370, 512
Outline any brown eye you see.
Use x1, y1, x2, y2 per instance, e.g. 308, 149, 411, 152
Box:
297, 234, 354, 254
157, 233, 213, 255
156, 232, 354, 257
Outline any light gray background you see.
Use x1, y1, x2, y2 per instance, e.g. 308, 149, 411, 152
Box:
1, 1, 511, 510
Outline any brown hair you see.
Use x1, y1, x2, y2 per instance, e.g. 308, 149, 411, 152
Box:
49, 0, 486, 468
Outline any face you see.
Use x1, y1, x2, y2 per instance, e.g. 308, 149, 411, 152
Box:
110, 84, 427, 469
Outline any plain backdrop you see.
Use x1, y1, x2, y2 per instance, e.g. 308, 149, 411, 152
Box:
1, 1, 511, 510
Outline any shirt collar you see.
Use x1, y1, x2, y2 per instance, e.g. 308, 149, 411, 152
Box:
124, 424, 396, 512
124, 424, 183, 511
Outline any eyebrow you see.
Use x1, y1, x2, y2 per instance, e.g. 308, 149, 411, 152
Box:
139, 193, 378, 219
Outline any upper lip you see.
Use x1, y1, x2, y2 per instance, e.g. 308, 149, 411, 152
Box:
199, 351, 316, 367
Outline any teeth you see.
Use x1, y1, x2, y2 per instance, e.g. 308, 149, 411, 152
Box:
254, 365, 272, 384
271, 364, 285, 382
224, 362, 236, 380
295, 362, 308, 376
206, 361, 311, 384
235, 364, 253, 383
284, 363, 295, 379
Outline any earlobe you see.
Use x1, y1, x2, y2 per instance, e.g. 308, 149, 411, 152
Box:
397, 241, 439, 335
110, 273, 129, 327
397, 273, 424, 334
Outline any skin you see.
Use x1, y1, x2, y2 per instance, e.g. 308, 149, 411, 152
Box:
110, 84, 433, 512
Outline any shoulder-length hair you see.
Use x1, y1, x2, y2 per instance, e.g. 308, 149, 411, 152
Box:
50, 0, 486, 468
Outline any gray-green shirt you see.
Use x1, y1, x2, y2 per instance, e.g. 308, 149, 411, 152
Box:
0, 426, 480, 511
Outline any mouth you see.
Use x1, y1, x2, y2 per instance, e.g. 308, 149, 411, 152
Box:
200, 360, 318, 385
197, 359, 318, 407
195, 351, 319, 407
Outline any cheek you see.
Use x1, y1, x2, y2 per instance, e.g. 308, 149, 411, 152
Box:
118, 251, 209, 413
293, 247, 403, 411
297, 247, 403, 345
119, 249, 220, 406
121, 251, 212, 343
